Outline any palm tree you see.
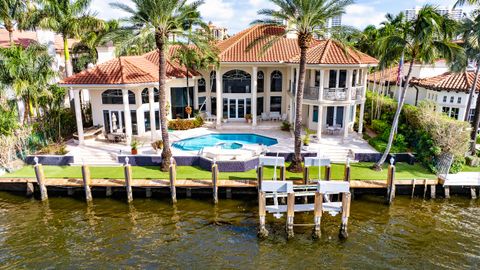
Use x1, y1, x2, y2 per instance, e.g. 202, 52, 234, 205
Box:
455, 0, 480, 6
0, 0, 28, 43
253, 0, 353, 172
35, 0, 104, 78
111, 0, 210, 171
172, 46, 198, 118
373, 6, 462, 169
0, 44, 56, 124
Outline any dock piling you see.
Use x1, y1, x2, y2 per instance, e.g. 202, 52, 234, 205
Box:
81, 164, 92, 202
212, 162, 219, 204
258, 191, 268, 238
325, 165, 331, 181
145, 188, 152, 198
430, 185, 436, 199
226, 188, 232, 199
257, 166, 263, 191
423, 179, 428, 199
169, 158, 177, 204
411, 179, 416, 198
471, 187, 477, 199
313, 192, 323, 239
106, 187, 113, 197
303, 167, 310, 185
444, 186, 450, 199
26, 181, 34, 197
34, 160, 48, 201
339, 192, 351, 239
124, 159, 133, 203
286, 192, 295, 239
280, 166, 286, 181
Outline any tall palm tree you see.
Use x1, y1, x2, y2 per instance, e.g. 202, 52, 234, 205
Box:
253, 0, 353, 172
0, 0, 28, 43
111, 0, 210, 171
35, 0, 104, 78
373, 6, 462, 169
172, 45, 198, 118
0, 44, 56, 124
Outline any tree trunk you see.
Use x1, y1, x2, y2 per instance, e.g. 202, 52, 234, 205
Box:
63, 36, 75, 112
287, 42, 308, 173
156, 32, 172, 172
464, 62, 480, 122
374, 61, 415, 170
470, 63, 480, 155
8, 30, 13, 44
186, 66, 190, 118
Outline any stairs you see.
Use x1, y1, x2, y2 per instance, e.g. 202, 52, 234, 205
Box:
68, 144, 122, 166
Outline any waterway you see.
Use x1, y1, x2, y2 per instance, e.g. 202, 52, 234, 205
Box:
0, 192, 479, 269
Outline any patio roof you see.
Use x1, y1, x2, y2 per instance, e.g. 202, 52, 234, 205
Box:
411, 71, 480, 93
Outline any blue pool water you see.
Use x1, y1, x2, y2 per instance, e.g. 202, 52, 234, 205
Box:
172, 133, 278, 151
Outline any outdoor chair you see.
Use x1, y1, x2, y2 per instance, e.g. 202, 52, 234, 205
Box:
281, 113, 287, 121
261, 112, 270, 121
106, 133, 116, 143
270, 112, 281, 121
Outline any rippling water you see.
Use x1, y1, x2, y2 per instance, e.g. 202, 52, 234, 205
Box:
0, 192, 479, 269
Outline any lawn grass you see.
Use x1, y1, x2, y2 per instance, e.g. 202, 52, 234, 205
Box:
462, 165, 480, 172
1, 162, 436, 181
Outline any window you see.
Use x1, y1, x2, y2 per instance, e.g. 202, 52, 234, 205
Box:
211, 97, 217, 115
451, 108, 459, 119
352, 70, 357, 86
210, 71, 216, 92
270, 70, 283, 92
450, 96, 454, 103
329, 70, 337, 88
102, 89, 135, 104
469, 108, 476, 123
338, 70, 347, 88
170, 87, 194, 119
315, 70, 321, 87
141, 88, 159, 104
257, 97, 264, 116
143, 110, 160, 131
313, 106, 319, 122
198, 96, 206, 112
270, 96, 282, 112
443, 96, 447, 102
257, 71, 264, 92
457, 97, 462, 104
198, 78, 206, 93
223, 69, 251, 93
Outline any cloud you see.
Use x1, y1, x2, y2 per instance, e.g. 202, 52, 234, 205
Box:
343, 4, 386, 30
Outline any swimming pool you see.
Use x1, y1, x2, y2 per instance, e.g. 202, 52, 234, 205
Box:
172, 133, 278, 151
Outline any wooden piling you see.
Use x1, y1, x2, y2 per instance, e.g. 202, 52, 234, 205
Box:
258, 191, 268, 238
444, 186, 450, 199
339, 192, 351, 239
212, 163, 219, 204
106, 187, 113, 197
257, 166, 263, 191
81, 164, 92, 202
423, 179, 428, 199
169, 161, 177, 204
430, 185, 436, 199
325, 165, 331, 181
286, 192, 295, 239
313, 192, 323, 239
411, 179, 416, 198
280, 166, 286, 181
344, 164, 351, 182
471, 187, 477, 199
303, 167, 310, 185
124, 164, 133, 203
386, 164, 396, 205
26, 181, 34, 197
67, 188, 75, 196
186, 188, 192, 198
34, 164, 48, 201
145, 188, 152, 198
226, 188, 232, 199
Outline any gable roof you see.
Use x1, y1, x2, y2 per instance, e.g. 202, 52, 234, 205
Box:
411, 71, 480, 93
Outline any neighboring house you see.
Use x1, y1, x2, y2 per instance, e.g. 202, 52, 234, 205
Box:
368, 60, 450, 105
410, 71, 480, 122
59, 25, 378, 145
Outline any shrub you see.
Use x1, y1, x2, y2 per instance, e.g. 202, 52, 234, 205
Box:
168, 116, 204, 130
466, 155, 480, 167
37, 143, 67, 155
281, 121, 291, 131
371, 119, 390, 134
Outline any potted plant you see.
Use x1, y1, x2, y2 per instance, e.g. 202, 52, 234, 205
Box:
245, 114, 252, 123
303, 135, 310, 146
131, 139, 139, 155
185, 106, 192, 118
222, 116, 228, 123
151, 140, 163, 153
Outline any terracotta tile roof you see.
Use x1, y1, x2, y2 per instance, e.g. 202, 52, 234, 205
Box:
411, 71, 480, 92
0, 29, 77, 52
368, 65, 406, 84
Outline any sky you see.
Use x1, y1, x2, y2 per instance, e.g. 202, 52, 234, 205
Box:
93, 0, 467, 34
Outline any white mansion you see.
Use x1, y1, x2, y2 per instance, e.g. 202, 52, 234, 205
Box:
60, 25, 378, 145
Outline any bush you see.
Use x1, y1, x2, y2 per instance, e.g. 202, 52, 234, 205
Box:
466, 155, 480, 167
371, 119, 390, 134
281, 121, 291, 131
36, 143, 67, 155
168, 116, 204, 130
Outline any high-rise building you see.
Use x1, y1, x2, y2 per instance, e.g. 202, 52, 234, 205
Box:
328, 15, 342, 28
405, 6, 464, 21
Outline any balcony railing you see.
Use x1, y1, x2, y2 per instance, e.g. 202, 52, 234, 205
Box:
304, 87, 319, 100
323, 88, 347, 101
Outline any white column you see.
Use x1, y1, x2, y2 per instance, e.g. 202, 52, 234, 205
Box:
122, 89, 133, 145
318, 69, 325, 102
317, 105, 323, 140
193, 78, 198, 110
346, 69, 353, 100
148, 87, 156, 141
216, 69, 222, 127
343, 105, 350, 139
252, 67, 258, 126
73, 88, 84, 145
309, 69, 315, 87
358, 103, 365, 134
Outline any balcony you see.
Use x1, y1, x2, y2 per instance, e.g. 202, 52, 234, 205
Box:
300, 86, 366, 102
304, 87, 319, 101
323, 88, 347, 101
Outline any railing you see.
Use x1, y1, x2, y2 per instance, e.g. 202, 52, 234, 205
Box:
304, 87, 319, 101
323, 88, 347, 101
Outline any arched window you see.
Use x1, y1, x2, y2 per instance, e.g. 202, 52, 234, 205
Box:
198, 78, 206, 93
210, 71, 216, 92
270, 70, 282, 92
257, 71, 264, 93
102, 89, 135, 104
222, 69, 251, 93
141, 88, 159, 104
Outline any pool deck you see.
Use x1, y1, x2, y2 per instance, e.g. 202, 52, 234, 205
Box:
65, 122, 377, 165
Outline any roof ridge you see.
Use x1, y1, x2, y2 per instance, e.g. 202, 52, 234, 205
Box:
319, 39, 332, 63
118, 57, 127, 84
219, 24, 267, 57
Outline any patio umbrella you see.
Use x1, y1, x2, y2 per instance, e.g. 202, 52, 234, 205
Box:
111, 113, 117, 132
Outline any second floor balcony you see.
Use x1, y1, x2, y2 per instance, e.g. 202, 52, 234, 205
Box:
303, 86, 365, 102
